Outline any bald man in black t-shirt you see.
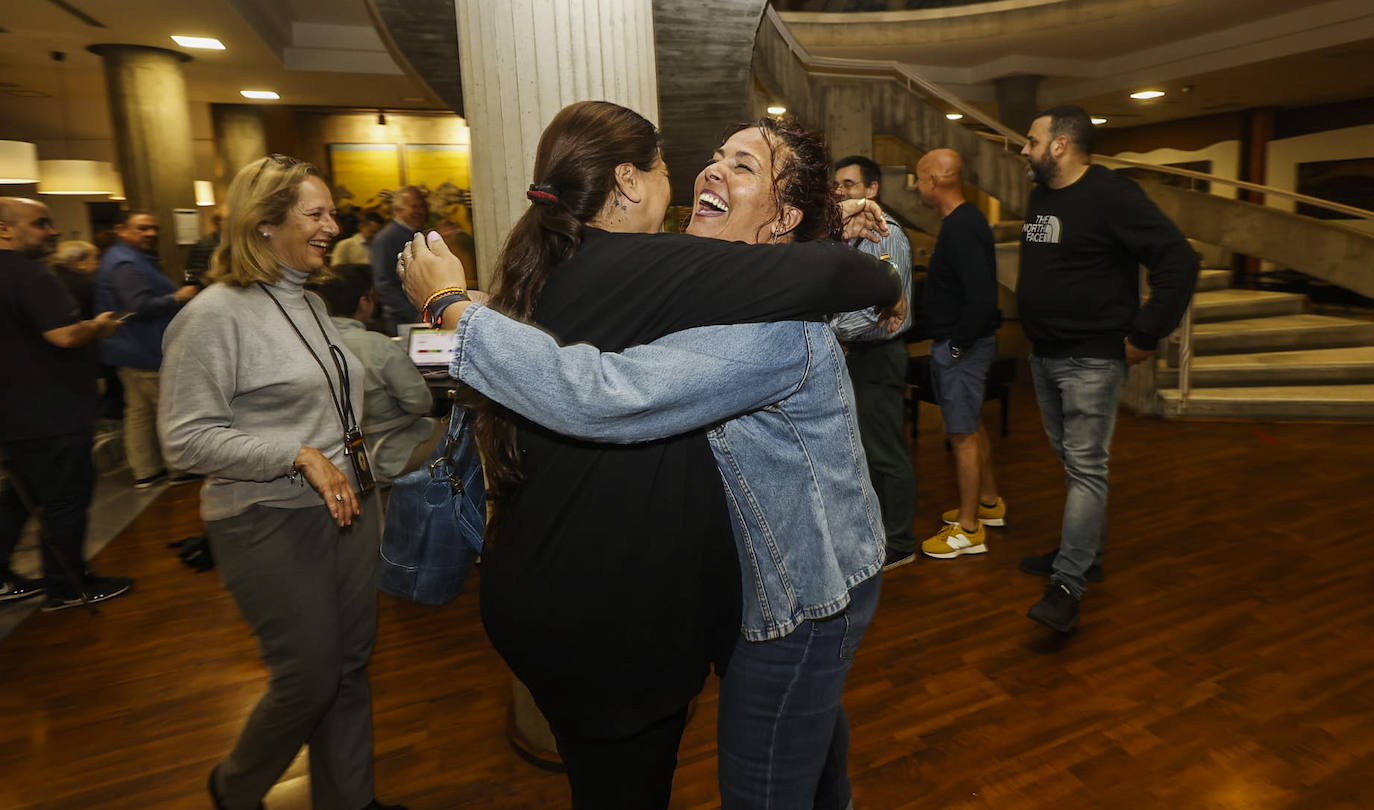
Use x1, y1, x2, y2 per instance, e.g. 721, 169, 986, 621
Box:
0, 197, 134, 610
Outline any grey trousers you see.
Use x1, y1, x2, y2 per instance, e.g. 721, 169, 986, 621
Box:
207, 495, 381, 810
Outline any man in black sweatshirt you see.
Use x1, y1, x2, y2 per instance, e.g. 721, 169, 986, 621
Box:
1016, 105, 1198, 634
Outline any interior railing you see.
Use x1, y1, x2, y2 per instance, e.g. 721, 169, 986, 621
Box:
762, 5, 1373, 413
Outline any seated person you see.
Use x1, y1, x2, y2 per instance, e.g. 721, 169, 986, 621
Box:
310, 263, 441, 483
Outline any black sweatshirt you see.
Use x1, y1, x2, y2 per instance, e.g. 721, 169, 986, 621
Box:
924, 201, 999, 350
1017, 164, 1199, 359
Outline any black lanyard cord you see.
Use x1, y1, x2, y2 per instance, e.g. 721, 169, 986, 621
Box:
258, 283, 358, 436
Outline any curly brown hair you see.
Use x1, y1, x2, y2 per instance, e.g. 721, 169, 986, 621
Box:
721, 117, 842, 243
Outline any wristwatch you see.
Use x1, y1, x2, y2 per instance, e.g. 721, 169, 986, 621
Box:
950, 344, 963, 361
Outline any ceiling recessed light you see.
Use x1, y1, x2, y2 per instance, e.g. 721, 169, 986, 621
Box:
946, 113, 964, 120
240, 90, 279, 100
766, 105, 787, 115
1130, 90, 1165, 100
171, 36, 225, 50
1091, 117, 1107, 125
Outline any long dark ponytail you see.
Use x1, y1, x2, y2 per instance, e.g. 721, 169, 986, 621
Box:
470, 100, 661, 536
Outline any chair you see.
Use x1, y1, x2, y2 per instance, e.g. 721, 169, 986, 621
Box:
907, 353, 1017, 437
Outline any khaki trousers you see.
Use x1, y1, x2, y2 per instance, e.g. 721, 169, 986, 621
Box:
116, 367, 167, 480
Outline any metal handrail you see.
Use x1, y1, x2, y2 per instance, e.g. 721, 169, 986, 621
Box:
762, 6, 1374, 221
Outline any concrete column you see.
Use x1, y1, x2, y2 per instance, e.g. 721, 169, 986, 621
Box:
90, 44, 198, 275
455, 0, 659, 288
823, 81, 873, 161
212, 104, 269, 192
994, 74, 1041, 137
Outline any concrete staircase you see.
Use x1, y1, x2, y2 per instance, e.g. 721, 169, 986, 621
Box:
1155, 272, 1374, 420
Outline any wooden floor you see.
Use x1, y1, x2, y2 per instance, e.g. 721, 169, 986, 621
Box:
4, 358, 1374, 809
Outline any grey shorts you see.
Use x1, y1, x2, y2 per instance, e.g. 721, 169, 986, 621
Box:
929, 335, 997, 435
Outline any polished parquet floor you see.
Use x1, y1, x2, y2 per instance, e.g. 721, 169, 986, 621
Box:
4, 355, 1374, 809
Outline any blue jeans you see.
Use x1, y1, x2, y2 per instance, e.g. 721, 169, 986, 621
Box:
717, 573, 881, 810
1030, 355, 1125, 598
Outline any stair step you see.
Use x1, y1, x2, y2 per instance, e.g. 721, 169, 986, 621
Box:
1165, 314, 1374, 364
1157, 384, 1374, 421
1157, 346, 1374, 387
1196, 268, 1232, 292
1190, 289, 1305, 323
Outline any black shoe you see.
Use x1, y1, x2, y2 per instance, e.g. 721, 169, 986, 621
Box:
1018, 549, 1103, 583
169, 471, 204, 484
41, 574, 133, 612
360, 801, 408, 810
0, 574, 45, 603
882, 546, 916, 572
1027, 583, 1079, 633
133, 470, 168, 489
208, 766, 266, 810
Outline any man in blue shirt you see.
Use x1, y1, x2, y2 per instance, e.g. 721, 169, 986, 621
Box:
94, 210, 199, 487
370, 187, 428, 332
831, 155, 917, 569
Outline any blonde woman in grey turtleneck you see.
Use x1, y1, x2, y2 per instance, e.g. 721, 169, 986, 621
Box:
158, 155, 405, 810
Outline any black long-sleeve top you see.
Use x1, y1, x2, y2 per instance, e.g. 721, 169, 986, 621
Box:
923, 201, 999, 350
479, 227, 898, 738
1017, 165, 1199, 358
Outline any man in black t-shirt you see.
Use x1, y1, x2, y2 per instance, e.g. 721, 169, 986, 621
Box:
0, 197, 134, 610
1015, 107, 1197, 634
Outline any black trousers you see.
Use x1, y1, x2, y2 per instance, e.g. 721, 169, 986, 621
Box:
553, 705, 692, 810
0, 430, 95, 589
845, 340, 917, 555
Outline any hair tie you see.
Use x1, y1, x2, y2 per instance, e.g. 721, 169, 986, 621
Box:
527, 183, 560, 206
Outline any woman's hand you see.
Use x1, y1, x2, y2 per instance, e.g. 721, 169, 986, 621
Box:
402, 231, 476, 328
294, 446, 360, 527
839, 199, 890, 243
399, 230, 469, 311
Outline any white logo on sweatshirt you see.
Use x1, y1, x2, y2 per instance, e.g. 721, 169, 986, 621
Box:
1023, 215, 1062, 244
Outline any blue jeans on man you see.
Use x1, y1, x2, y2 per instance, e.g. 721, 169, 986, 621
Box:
717, 573, 880, 810
1029, 355, 1126, 599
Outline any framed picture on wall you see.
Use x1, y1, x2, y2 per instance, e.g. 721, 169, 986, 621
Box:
1296, 157, 1374, 220
328, 143, 402, 211
404, 143, 470, 192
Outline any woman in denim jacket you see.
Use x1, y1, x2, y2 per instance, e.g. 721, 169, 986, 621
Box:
405, 117, 896, 810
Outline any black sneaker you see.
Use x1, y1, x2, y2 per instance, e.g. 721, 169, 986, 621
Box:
0, 574, 45, 602
41, 574, 133, 612
133, 470, 168, 489
882, 546, 916, 572
1027, 582, 1079, 633
1018, 549, 1103, 583
169, 472, 204, 484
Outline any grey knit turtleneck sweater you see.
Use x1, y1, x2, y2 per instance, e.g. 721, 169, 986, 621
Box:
158, 266, 365, 521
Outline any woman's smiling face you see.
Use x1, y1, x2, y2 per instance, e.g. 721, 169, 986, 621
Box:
686, 127, 788, 245
264, 175, 339, 272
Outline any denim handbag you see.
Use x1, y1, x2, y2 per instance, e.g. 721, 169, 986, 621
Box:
378, 396, 486, 605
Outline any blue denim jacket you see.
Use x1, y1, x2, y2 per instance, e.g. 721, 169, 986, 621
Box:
450, 304, 885, 641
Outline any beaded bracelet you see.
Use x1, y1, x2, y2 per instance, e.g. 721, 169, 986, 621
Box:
425, 292, 470, 329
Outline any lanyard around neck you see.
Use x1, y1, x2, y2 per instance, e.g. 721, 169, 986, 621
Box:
257, 282, 358, 437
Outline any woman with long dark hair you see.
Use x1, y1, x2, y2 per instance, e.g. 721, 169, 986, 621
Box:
400, 101, 899, 808
405, 113, 897, 809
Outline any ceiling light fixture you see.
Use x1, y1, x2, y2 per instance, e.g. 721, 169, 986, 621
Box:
1130, 90, 1165, 100
240, 90, 279, 100
946, 112, 964, 120
1090, 117, 1107, 125
37, 51, 112, 196
766, 105, 786, 116
0, 140, 40, 183
171, 36, 225, 50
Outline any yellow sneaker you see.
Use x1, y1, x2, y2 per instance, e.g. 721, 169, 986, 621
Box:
941, 497, 1006, 527
921, 522, 988, 559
